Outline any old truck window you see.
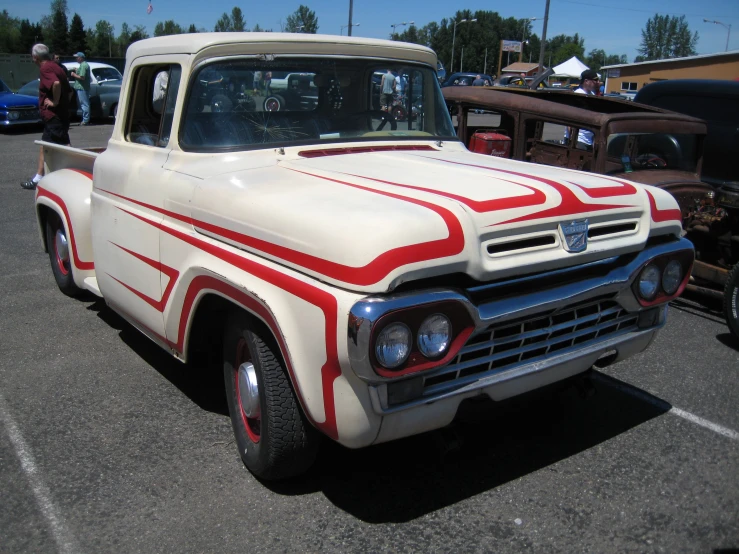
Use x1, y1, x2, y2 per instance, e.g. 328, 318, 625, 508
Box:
180, 58, 457, 151
126, 64, 182, 147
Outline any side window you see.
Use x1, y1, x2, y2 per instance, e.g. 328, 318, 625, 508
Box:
125, 64, 181, 147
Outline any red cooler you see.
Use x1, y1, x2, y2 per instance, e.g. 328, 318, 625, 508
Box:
469, 130, 512, 158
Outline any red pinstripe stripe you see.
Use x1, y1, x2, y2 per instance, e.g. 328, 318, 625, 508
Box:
36, 186, 95, 271
99, 173, 465, 286
645, 189, 682, 223
421, 157, 632, 224
108, 242, 180, 312
118, 209, 341, 439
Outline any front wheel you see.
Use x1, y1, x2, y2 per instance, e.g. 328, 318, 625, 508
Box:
263, 94, 285, 112
223, 310, 319, 480
45, 211, 82, 296
724, 263, 739, 339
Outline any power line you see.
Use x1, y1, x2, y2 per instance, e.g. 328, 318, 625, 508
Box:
555, 0, 737, 19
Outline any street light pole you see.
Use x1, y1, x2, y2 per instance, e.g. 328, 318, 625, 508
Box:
340, 23, 360, 35
703, 19, 732, 52
451, 18, 477, 74
520, 17, 538, 63
390, 21, 414, 39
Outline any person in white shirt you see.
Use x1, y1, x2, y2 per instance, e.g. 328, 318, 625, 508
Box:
564, 69, 600, 150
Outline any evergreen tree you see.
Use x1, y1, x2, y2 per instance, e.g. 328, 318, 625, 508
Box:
638, 14, 698, 61
231, 7, 246, 31
19, 19, 44, 54
188, 24, 197, 33
49, 0, 69, 55
214, 12, 232, 32
154, 20, 184, 36
285, 5, 318, 33
69, 13, 87, 55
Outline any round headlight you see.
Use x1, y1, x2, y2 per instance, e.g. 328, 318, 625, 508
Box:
418, 314, 452, 358
8, 111, 19, 120
662, 260, 683, 295
638, 264, 661, 300
375, 323, 412, 369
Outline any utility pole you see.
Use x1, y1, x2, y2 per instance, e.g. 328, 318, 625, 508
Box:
484, 47, 487, 74
536, 0, 551, 77
704, 19, 732, 52
348, 0, 354, 36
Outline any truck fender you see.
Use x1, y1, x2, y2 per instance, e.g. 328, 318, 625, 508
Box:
35, 169, 95, 288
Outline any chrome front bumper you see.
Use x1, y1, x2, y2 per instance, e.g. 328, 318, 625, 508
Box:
348, 237, 692, 414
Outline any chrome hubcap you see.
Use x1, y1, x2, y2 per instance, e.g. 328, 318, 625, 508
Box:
55, 229, 69, 263
237, 362, 260, 418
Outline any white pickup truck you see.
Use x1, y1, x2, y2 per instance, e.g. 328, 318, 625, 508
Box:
34, 33, 693, 480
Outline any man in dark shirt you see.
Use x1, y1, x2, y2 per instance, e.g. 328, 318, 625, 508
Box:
21, 43, 73, 190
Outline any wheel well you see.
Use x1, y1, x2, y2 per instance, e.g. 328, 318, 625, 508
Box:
36, 205, 52, 253
186, 293, 284, 371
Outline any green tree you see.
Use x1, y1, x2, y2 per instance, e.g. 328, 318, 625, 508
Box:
117, 22, 131, 55
0, 10, 21, 53
154, 20, 184, 36
214, 12, 232, 32
49, 0, 69, 55
585, 49, 628, 72
188, 23, 197, 33
130, 24, 149, 43
231, 7, 246, 31
90, 19, 114, 56
19, 19, 44, 54
285, 5, 318, 33
637, 14, 698, 61
68, 13, 87, 55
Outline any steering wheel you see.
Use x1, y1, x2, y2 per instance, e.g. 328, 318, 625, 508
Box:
635, 153, 667, 169
361, 109, 398, 131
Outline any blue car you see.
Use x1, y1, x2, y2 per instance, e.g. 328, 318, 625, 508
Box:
0, 78, 41, 127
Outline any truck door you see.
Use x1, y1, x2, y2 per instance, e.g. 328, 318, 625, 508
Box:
91, 59, 183, 347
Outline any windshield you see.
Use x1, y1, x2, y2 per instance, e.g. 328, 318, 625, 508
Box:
181, 57, 457, 151
93, 67, 122, 82
0, 79, 10, 93
606, 132, 699, 173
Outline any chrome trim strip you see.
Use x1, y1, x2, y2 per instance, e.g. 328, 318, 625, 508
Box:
348, 237, 692, 383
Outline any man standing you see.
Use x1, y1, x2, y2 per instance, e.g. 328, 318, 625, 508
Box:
70, 51, 91, 125
570, 69, 599, 149
21, 44, 72, 190
380, 69, 396, 111
472, 74, 485, 86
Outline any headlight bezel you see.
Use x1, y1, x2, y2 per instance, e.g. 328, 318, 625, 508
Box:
368, 300, 474, 377
632, 251, 693, 306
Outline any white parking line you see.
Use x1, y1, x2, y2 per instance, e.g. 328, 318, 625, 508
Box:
0, 393, 81, 554
592, 373, 739, 441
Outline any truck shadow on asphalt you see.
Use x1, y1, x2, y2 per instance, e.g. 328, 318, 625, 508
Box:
89, 299, 671, 523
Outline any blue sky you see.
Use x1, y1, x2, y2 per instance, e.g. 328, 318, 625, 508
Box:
5, 0, 739, 62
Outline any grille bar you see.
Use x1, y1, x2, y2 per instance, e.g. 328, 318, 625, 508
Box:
422, 299, 639, 396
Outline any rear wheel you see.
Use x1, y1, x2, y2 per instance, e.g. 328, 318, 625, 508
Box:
263, 95, 285, 112
45, 211, 82, 296
724, 263, 739, 339
223, 310, 318, 480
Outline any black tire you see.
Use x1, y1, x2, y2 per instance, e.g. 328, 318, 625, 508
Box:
263, 95, 285, 112
45, 211, 83, 297
391, 105, 406, 122
723, 263, 739, 339
223, 310, 319, 480
211, 94, 233, 113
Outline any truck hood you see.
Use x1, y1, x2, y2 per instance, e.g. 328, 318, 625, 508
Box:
184, 147, 682, 293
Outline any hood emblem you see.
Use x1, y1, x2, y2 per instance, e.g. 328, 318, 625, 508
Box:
559, 219, 589, 253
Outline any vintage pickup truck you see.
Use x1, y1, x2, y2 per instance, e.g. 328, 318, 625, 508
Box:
34, 33, 693, 480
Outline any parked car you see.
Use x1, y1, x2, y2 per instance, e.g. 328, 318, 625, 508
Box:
496, 75, 551, 89
0, 78, 41, 127
635, 79, 739, 336
441, 72, 494, 87
17, 77, 78, 120
34, 33, 693, 482
443, 85, 738, 337
63, 61, 123, 118
436, 60, 446, 83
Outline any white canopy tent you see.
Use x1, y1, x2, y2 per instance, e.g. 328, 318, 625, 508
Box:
551, 56, 590, 78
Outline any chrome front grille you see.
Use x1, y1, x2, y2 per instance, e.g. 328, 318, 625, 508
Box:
422, 298, 639, 395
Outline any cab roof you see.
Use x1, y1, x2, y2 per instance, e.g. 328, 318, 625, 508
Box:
126, 32, 437, 66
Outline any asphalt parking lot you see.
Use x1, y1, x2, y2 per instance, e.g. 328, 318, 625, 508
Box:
0, 122, 737, 553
